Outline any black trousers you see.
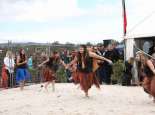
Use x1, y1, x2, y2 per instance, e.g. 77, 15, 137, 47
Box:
104, 65, 112, 84
122, 73, 132, 86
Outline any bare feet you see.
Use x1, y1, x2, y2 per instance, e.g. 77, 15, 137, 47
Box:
85, 92, 89, 98
52, 86, 55, 92
149, 95, 152, 98
52, 81, 55, 92
153, 98, 155, 103
77, 85, 80, 89
44, 85, 49, 93
38, 85, 44, 92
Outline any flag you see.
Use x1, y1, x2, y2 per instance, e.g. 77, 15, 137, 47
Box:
122, 0, 127, 36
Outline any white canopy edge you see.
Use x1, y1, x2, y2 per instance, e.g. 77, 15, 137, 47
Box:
125, 33, 155, 39
125, 38, 134, 60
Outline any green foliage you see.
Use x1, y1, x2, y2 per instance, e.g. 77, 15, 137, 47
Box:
56, 66, 67, 83
111, 60, 125, 84
28, 68, 39, 83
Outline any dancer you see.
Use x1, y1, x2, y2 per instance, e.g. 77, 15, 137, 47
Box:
40, 52, 48, 88
68, 50, 78, 84
143, 52, 155, 102
38, 51, 66, 92
67, 45, 112, 97
16, 49, 28, 90
136, 52, 155, 102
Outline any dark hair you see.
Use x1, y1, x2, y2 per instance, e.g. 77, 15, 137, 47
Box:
82, 45, 87, 55
50, 51, 60, 62
53, 51, 58, 55
19, 49, 26, 61
77, 45, 89, 67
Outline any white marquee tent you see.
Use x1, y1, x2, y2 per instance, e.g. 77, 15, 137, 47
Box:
125, 0, 155, 60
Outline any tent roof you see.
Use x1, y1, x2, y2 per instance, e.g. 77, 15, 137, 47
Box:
126, 13, 155, 39
125, 0, 155, 39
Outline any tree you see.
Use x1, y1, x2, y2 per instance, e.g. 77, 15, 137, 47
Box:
52, 41, 60, 45
86, 42, 93, 46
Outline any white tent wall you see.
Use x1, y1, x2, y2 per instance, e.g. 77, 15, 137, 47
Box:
125, 38, 134, 60
125, 38, 139, 85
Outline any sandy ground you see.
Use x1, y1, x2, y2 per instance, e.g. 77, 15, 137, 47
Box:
0, 83, 155, 115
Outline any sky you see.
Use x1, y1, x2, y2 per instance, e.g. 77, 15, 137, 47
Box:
0, 0, 155, 43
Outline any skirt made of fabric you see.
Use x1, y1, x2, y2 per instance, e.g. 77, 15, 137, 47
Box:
150, 76, 155, 98
72, 71, 79, 84
43, 67, 56, 82
16, 68, 29, 83
1, 65, 8, 88
142, 75, 155, 98
142, 76, 151, 94
73, 71, 100, 93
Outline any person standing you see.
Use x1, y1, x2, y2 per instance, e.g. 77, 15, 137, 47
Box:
27, 55, 33, 70
122, 57, 134, 86
16, 49, 28, 90
3, 51, 15, 88
61, 50, 72, 82
103, 44, 114, 84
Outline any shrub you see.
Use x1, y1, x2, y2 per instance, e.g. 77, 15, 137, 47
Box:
111, 60, 125, 84
56, 66, 67, 83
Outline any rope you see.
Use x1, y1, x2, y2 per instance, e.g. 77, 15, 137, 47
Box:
134, 45, 155, 60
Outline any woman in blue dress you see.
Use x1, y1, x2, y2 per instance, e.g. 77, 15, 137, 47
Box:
16, 49, 28, 90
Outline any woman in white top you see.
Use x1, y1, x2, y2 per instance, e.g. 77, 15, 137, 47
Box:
3, 51, 15, 87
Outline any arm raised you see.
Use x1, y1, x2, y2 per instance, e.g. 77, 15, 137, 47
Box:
60, 59, 67, 68
38, 58, 49, 67
89, 51, 112, 65
147, 60, 155, 74
66, 57, 77, 69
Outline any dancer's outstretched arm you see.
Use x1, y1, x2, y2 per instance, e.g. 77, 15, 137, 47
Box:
60, 60, 67, 68
67, 57, 77, 68
89, 51, 112, 65
147, 60, 155, 74
38, 59, 49, 67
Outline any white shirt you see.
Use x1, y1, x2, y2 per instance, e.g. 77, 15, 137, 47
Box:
4, 57, 15, 73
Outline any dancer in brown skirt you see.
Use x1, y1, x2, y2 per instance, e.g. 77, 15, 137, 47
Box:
38, 51, 66, 92
67, 45, 112, 97
136, 52, 155, 102
143, 53, 155, 102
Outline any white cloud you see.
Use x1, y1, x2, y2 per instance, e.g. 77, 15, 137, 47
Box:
0, 0, 122, 22
0, 0, 85, 22
3, 0, 155, 43
0, 0, 124, 43
0, 22, 123, 44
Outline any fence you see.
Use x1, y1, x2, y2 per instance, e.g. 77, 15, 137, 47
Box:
0, 42, 76, 88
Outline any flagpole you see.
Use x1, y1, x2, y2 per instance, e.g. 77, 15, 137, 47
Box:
122, 0, 127, 62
